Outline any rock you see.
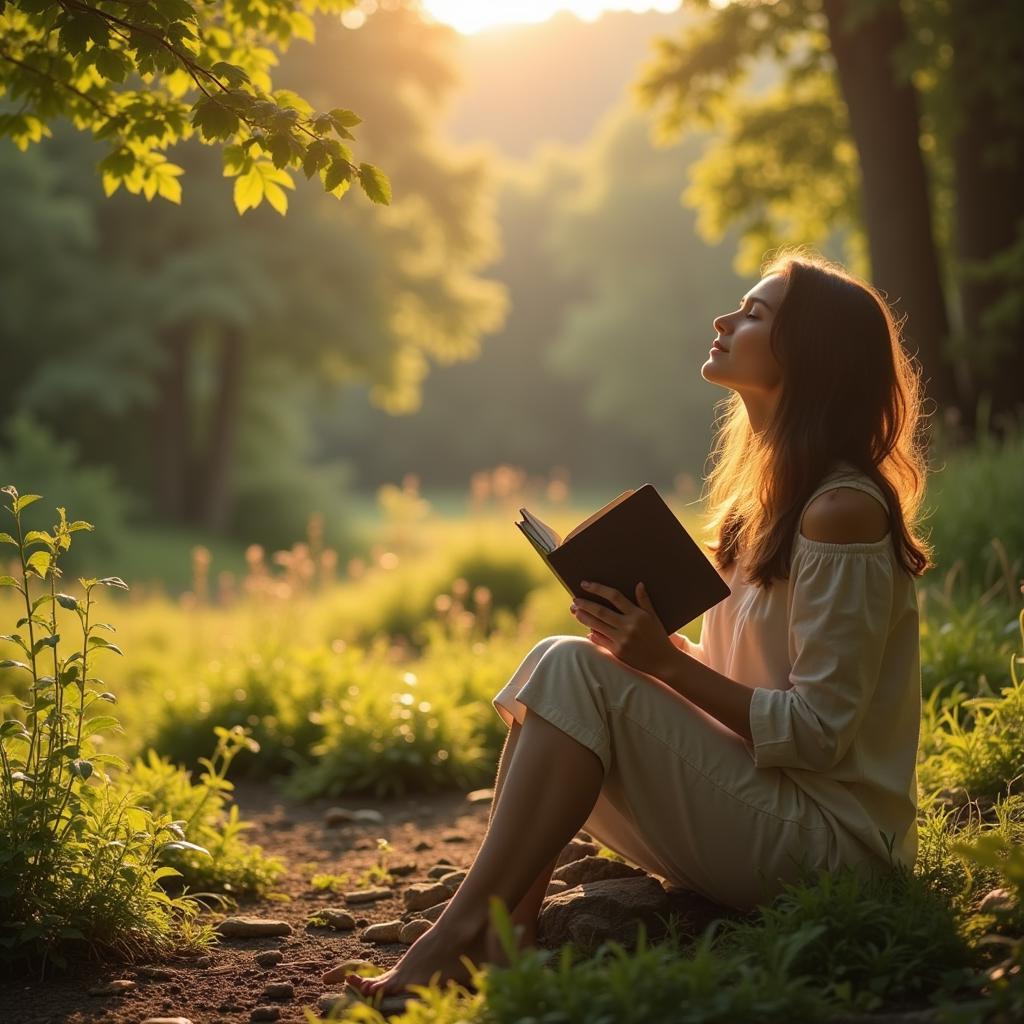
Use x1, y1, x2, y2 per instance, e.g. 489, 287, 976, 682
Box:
254, 951, 283, 968
399, 919, 432, 943
363, 920, 403, 943
344, 887, 392, 904
193, 955, 215, 968
261, 982, 294, 1001
551, 856, 645, 888
88, 980, 136, 996
538, 875, 688, 953
216, 917, 293, 938
249, 1007, 280, 1022
441, 832, 469, 843
555, 839, 600, 868
546, 879, 569, 898
419, 900, 449, 923
389, 861, 418, 877
140, 1019, 193, 1024
439, 869, 467, 894
309, 908, 356, 931
135, 967, 178, 980
979, 886, 1018, 915
575, 830, 593, 842
324, 807, 357, 827
318, 993, 353, 1015
466, 788, 493, 804
427, 863, 458, 879
403, 882, 450, 912
354, 839, 375, 851
414, 839, 433, 851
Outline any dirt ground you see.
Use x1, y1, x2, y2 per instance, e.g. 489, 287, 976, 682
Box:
1, 783, 495, 1024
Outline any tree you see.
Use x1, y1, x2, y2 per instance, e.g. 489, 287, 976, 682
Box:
0, 0, 390, 211
635, 0, 1024, 430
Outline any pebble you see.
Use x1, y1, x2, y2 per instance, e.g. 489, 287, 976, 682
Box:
216, 917, 293, 938
363, 919, 404, 943
261, 982, 294, 1001
249, 1008, 280, 1022
135, 967, 177, 980
466, 788, 494, 804
88, 980, 135, 996
318, 993, 351, 1015
344, 887, 392, 904
194, 955, 215, 968
310, 908, 356, 930
414, 839, 433, 851
254, 951, 283, 968
324, 807, 356, 827
140, 1019, 193, 1024
399, 919, 432, 943
419, 899, 449, 923
556, 839, 600, 868
390, 860, 418, 877
552, 855, 644, 888
403, 882, 450, 912
427, 863, 458, 879
353, 839, 376, 850
979, 886, 1018, 915
439, 869, 467, 894
441, 832, 469, 843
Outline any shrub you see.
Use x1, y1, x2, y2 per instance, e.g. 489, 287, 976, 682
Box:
0, 487, 211, 968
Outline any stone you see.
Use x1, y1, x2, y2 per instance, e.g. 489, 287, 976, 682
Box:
193, 956, 215, 968
344, 887, 392, 904
140, 1019, 192, 1024
249, 1008, 280, 1022
441, 832, 469, 843
363, 920, 403, 943
419, 900, 449, 923
551, 856, 645, 888
254, 951, 283, 968
88, 980, 136, 996
216, 917, 293, 938
427, 863, 458, 879
135, 967, 178, 980
261, 982, 294, 1001
403, 882, 450, 912
546, 879, 569, 898
439, 869, 467, 894
324, 807, 357, 827
555, 839, 600, 868
414, 839, 433, 851
354, 839, 375, 851
538, 875, 687, 953
466, 788, 493, 804
309, 908, 356, 930
399, 919, 432, 943
318, 993, 353, 1015
979, 886, 1018, 915
389, 861, 418, 877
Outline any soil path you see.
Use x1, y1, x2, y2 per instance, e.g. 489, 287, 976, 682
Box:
2, 782, 492, 1024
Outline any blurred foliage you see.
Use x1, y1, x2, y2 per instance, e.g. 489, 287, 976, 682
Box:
0, 0, 390, 210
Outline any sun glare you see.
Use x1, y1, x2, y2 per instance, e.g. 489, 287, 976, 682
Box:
418, 1, 680, 35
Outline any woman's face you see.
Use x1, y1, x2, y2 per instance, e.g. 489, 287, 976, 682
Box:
702, 274, 787, 408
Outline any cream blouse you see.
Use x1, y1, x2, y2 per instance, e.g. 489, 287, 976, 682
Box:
684, 463, 922, 868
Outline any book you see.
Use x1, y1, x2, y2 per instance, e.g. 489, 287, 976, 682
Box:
515, 483, 731, 634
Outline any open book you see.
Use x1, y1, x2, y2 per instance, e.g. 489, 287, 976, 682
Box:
516, 483, 730, 634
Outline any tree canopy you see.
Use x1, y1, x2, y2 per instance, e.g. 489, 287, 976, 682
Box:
0, 0, 391, 212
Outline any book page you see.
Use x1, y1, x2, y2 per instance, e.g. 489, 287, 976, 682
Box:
519, 508, 561, 551
562, 489, 634, 544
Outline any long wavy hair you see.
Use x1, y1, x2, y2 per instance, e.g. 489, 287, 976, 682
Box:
702, 250, 934, 588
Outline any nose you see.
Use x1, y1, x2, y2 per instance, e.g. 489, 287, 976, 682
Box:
712, 310, 732, 335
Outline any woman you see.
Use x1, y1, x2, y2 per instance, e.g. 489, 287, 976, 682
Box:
332, 251, 932, 998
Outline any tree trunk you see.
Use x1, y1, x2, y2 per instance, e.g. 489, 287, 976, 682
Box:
950, 0, 1024, 433
198, 327, 244, 533
822, 0, 962, 419
152, 324, 192, 523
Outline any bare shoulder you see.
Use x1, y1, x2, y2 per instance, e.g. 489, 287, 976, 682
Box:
800, 486, 890, 544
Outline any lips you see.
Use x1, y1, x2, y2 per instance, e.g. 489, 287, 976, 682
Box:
712, 339, 729, 351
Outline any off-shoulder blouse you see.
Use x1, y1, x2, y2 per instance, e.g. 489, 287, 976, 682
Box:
684, 463, 922, 868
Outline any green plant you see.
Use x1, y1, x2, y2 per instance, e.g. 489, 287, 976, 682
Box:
0, 486, 211, 968
129, 725, 285, 897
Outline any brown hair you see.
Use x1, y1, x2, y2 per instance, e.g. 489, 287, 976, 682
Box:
702, 249, 934, 588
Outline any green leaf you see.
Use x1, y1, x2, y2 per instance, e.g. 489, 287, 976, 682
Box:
191, 96, 240, 142
14, 495, 41, 514
94, 47, 128, 84
358, 163, 392, 205
324, 159, 352, 193
0, 720, 28, 739
81, 715, 121, 738
160, 840, 211, 857
0, 660, 31, 672
210, 62, 250, 88
87, 637, 124, 656
0, 576, 22, 591
0, 533, 17, 546
31, 635, 60, 657
96, 577, 129, 590
69, 759, 93, 780
329, 108, 363, 128
233, 166, 263, 214
26, 550, 50, 579
23, 530, 52, 547
56, 594, 79, 611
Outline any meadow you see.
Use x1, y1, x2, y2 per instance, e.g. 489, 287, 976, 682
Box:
1, 432, 1023, 1022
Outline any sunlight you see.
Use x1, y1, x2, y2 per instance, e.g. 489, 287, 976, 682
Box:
418, 0, 680, 34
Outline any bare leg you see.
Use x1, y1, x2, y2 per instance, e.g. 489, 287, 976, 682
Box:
335, 708, 604, 997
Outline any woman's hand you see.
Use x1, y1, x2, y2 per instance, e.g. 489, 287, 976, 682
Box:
569, 580, 678, 680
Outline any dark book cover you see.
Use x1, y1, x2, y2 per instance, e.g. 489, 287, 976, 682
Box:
516, 483, 730, 634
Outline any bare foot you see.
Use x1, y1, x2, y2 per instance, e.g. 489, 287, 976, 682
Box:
322, 916, 484, 998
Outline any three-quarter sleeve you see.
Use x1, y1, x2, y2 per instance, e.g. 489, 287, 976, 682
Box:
749, 542, 895, 772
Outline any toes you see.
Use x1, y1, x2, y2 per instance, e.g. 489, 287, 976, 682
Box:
321, 965, 348, 984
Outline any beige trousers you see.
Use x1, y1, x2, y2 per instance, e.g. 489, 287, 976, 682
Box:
493, 635, 866, 909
